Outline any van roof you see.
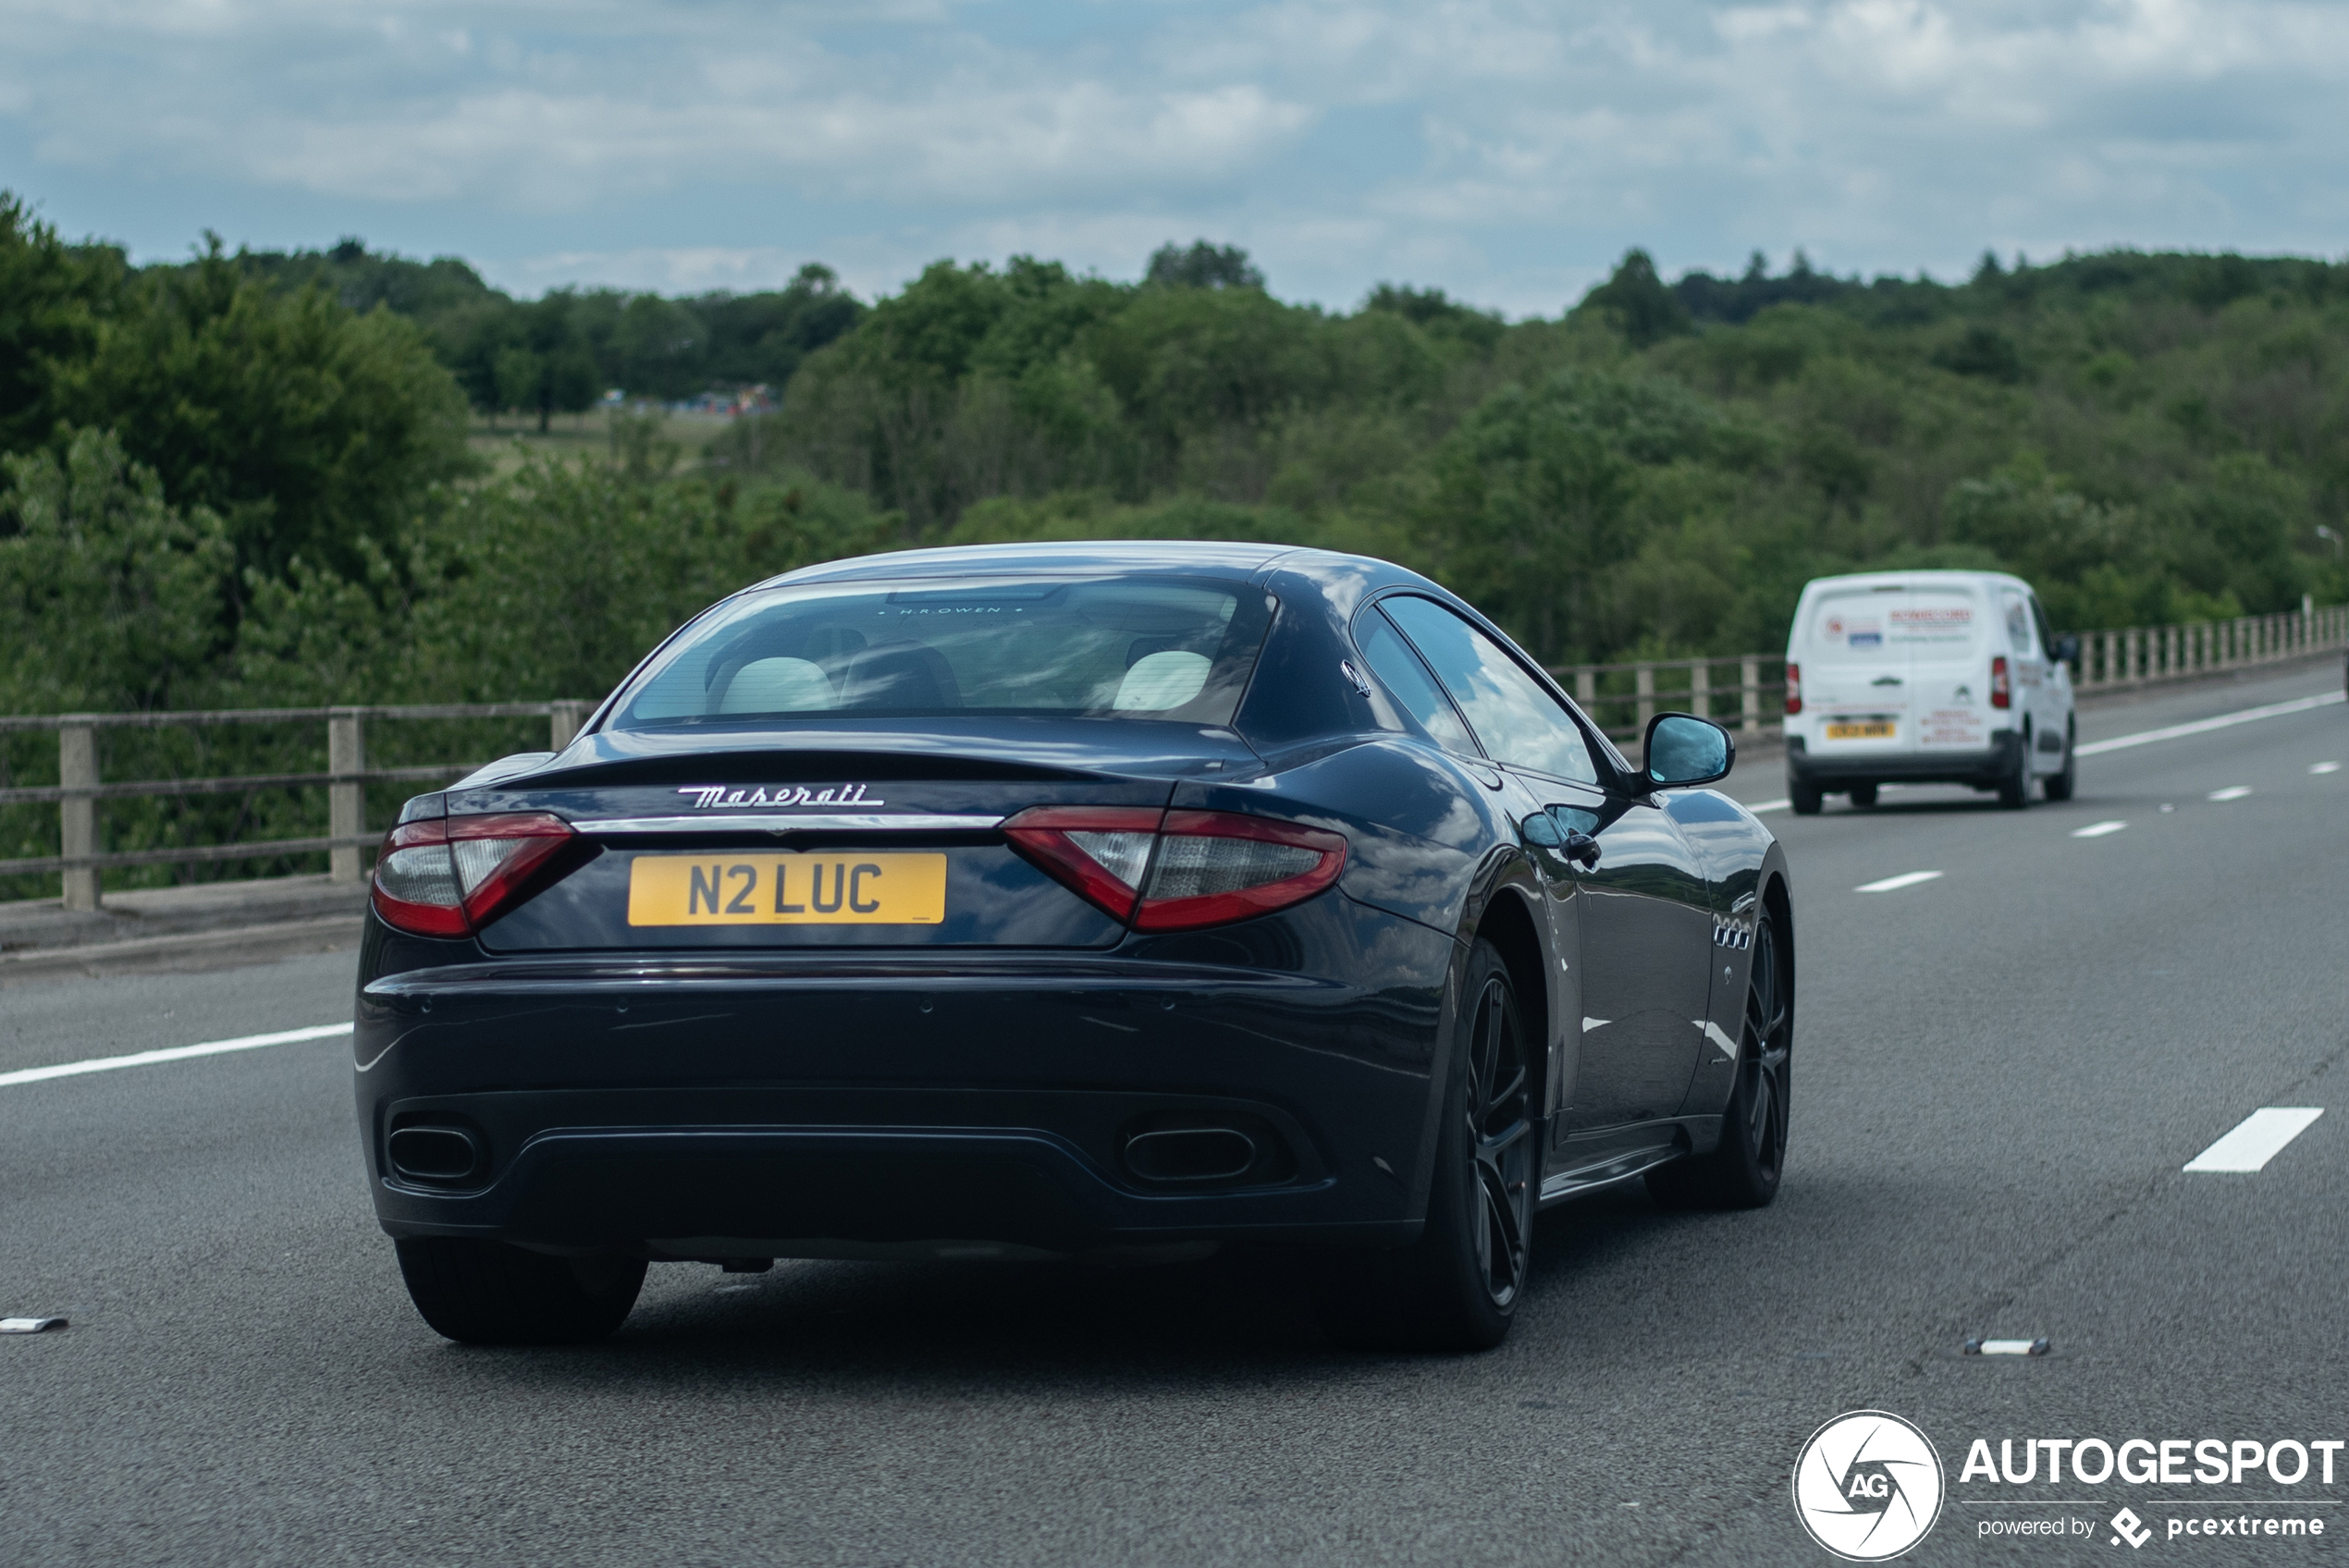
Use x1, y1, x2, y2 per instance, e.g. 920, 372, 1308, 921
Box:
1798, 569, 2030, 596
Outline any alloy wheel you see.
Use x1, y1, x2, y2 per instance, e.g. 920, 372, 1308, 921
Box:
1739, 921, 1791, 1178
1464, 973, 1535, 1308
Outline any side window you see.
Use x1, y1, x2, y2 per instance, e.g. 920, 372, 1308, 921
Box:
2028, 594, 2059, 661
1380, 596, 1598, 785
1355, 609, 1478, 755
2001, 590, 2035, 654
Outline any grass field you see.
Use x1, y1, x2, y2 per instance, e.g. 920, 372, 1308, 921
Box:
465, 408, 737, 478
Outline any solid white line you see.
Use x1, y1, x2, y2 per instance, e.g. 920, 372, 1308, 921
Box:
1856, 870, 1943, 893
2313, 762, 2343, 775
2071, 820, 2128, 838
2208, 786, 2253, 802
2183, 1107, 2324, 1173
0, 1023, 352, 1089
1745, 798, 1790, 814
2073, 691, 2344, 756
1977, 1340, 2040, 1355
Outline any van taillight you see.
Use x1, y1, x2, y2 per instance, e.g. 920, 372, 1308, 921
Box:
1990, 656, 2011, 709
1002, 807, 1347, 932
1784, 663, 1802, 717
372, 813, 579, 937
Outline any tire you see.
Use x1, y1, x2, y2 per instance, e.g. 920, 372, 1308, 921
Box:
395, 1237, 646, 1345
1648, 909, 1790, 1210
1789, 778, 1824, 815
1315, 939, 1536, 1353
1994, 729, 2031, 810
1847, 783, 1878, 808
2041, 717, 2077, 802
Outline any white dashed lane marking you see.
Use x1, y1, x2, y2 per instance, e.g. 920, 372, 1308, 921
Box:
2208, 786, 2254, 802
1746, 798, 1790, 814
2073, 691, 2345, 756
0, 1023, 352, 1089
2183, 1108, 2325, 1173
1855, 870, 1943, 893
2313, 762, 2342, 775
2071, 821, 2128, 839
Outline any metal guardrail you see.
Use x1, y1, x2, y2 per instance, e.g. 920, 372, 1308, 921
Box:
1549, 605, 2348, 741
3, 702, 593, 911
3, 603, 2341, 912
1548, 655, 1780, 741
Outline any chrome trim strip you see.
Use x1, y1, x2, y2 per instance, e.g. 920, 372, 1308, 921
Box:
572, 813, 1004, 836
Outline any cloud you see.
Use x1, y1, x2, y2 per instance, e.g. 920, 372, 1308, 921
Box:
4, 0, 2346, 313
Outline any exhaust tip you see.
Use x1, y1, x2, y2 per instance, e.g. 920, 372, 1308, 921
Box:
1123, 1127, 1258, 1183
387, 1125, 485, 1184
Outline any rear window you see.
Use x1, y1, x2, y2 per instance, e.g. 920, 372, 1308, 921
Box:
1803, 588, 1981, 662
609, 575, 1273, 730
1804, 594, 1896, 664
1893, 592, 1981, 656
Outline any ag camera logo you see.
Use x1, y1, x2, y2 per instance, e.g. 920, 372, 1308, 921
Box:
1793, 1411, 1947, 1561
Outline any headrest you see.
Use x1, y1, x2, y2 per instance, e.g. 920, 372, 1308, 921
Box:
719, 657, 835, 713
1113, 650, 1211, 712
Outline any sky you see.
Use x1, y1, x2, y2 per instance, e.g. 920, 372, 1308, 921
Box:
4, 0, 2346, 316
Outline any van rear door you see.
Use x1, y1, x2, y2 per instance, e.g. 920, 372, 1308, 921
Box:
1801, 586, 1912, 760
1900, 586, 1992, 754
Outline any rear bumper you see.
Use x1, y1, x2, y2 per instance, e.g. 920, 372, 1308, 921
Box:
1786, 730, 2021, 788
352, 902, 1452, 1258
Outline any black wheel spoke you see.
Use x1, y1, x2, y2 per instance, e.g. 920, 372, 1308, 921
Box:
1460, 970, 1531, 1307
1739, 921, 1790, 1174
1484, 1063, 1527, 1122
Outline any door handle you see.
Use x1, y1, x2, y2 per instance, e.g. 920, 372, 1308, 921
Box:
1870, 675, 1904, 686
1561, 831, 1601, 870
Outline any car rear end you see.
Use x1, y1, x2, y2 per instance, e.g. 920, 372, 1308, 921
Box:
1786, 572, 2019, 795
353, 558, 1455, 1267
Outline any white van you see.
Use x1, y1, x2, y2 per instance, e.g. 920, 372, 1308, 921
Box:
1782, 570, 2076, 814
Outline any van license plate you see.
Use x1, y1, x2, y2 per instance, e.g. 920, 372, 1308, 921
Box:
1825, 721, 1896, 741
627, 853, 946, 925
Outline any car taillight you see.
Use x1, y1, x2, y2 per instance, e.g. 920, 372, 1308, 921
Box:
1784, 662, 1802, 716
1990, 655, 2011, 709
371, 813, 577, 937
1002, 806, 1347, 933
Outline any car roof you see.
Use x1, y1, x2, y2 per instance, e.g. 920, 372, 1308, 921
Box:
767, 539, 1305, 588
1799, 569, 2030, 595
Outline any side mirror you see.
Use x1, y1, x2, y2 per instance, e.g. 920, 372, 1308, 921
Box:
1642, 713, 1734, 789
2053, 633, 2081, 665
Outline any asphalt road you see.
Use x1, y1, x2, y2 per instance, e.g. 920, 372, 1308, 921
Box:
3, 663, 2344, 1567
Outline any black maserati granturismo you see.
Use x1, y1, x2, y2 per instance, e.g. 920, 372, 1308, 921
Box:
353, 541, 1793, 1351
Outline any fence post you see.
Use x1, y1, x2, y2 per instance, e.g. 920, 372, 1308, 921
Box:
1634, 664, 1656, 733
328, 707, 366, 884
1740, 657, 1760, 735
1688, 660, 1710, 724
58, 719, 100, 912
549, 700, 590, 751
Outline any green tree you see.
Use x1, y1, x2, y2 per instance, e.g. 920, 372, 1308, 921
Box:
0, 427, 233, 712
1578, 250, 1691, 349
55, 241, 472, 583
1145, 240, 1264, 291
0, 193, 127, 454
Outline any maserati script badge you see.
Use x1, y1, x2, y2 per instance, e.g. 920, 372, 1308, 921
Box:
676, 784, 883, 809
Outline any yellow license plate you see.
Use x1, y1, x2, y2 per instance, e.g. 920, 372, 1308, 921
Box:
1825, 721, 1896, 740
627, 852, 946, 925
